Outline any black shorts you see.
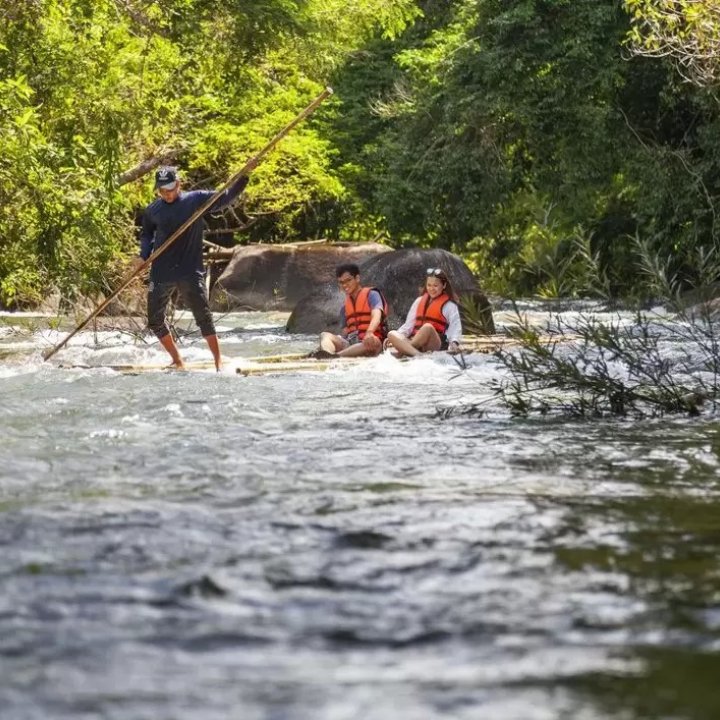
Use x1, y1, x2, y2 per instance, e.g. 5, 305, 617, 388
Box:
147, 276, 215, 339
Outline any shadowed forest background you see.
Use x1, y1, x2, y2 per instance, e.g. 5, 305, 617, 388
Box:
1, 0, 719, 308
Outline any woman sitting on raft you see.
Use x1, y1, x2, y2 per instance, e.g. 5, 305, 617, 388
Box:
385, 268, 463, 357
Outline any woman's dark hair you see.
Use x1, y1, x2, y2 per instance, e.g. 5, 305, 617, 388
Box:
425, 268, 459, 303
336, 263, 360, 278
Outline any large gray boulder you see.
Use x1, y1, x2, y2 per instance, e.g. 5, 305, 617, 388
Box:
286, 248, 495, 335
210, 242, 391, 311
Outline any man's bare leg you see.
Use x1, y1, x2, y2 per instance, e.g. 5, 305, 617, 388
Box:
159, 333, 185, 369
204, 333, 222, 371
319, 332, 347, 354
338, 335, 382, 358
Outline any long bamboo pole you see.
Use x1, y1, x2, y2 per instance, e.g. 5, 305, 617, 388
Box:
42, 86, 334, 361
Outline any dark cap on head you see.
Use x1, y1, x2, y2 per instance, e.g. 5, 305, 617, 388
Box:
154, 166, 179, 189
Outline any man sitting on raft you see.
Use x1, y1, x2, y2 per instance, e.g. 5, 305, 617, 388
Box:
313, 263, 388, 358
385, 267, 463, 357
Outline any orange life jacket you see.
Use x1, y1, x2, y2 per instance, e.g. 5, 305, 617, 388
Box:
412, 292, 451, 337
344, 287, 388, 340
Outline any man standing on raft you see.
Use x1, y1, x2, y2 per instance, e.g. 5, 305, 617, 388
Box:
134, 162, 256, 371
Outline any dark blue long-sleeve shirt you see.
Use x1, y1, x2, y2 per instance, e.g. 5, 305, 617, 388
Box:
140, 175, 249, 283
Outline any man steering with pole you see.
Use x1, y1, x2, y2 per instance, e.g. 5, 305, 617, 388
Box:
134, 161, 256, 371
42, 87, 334, 364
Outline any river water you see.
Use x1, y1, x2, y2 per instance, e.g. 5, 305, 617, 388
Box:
2, 307, 720, 720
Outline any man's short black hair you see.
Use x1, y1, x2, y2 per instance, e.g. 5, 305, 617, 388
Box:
336, 263, 360, 278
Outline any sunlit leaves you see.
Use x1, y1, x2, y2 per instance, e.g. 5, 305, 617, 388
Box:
625, 0, 720, 86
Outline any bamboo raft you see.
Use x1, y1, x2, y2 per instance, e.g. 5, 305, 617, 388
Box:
58, 354, 361, 375
55, 334, 578, 374
461, 333, 578, 353
236, 360, 337, 376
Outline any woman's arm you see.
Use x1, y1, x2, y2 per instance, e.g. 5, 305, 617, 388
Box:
443, 301, 462, 344
396, 297, 421, 337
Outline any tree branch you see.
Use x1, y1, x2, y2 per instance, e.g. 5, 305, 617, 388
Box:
115, 151, 179, 186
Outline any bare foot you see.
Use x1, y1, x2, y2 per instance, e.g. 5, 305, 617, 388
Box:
164, 361, 186, 371
307, 349, 335, 359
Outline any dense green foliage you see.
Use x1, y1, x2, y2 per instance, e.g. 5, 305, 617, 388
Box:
327, 0, 720, 299
1, 0, 720, 306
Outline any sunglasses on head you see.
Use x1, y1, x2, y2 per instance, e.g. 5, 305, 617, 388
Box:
426, 268, 445, 277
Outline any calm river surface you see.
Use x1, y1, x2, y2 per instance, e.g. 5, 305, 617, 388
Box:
1, 307, 720, 720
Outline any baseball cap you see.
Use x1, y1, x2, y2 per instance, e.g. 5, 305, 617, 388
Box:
154, 166, 179, 189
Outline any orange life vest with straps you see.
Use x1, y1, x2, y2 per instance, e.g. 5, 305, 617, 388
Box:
412, 292, 451, 337
344, 287, 388, 340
